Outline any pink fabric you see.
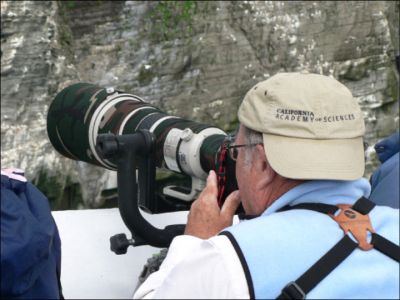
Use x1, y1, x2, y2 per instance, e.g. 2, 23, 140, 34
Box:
1, 168, 27, 182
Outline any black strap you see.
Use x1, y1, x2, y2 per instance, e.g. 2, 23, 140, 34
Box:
351, 198, 399, 262
241, 201, 341, 220
277, 197, 399, 299
371, 233, 400, 262
352, 196, 376, 215
219, 231, 256, 299
278, 203, 338, 215
277, 235, 358, 299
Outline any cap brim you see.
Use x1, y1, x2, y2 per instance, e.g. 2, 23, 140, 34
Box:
263, 134, 365, 180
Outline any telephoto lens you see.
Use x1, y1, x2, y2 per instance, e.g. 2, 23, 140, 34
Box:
47, 83, 237, 202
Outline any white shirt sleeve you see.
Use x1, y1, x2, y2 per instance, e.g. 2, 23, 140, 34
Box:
133, 234, 249, 299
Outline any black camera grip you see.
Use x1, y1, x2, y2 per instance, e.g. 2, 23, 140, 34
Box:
97, 131, 185, 250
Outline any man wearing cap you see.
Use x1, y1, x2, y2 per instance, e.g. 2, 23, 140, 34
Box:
134, 73, 399, 299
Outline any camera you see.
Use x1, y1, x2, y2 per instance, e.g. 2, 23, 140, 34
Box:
47, 83, 238, 251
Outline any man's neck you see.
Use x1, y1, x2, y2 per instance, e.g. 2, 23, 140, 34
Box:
262, 176, 304, 212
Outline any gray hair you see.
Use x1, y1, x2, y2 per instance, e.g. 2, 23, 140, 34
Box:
242, 126, 263, 164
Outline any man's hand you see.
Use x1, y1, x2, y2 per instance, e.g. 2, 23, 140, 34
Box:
184, 170, 240, 239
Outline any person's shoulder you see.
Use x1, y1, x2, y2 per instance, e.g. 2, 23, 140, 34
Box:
372, 204, 399, 219
370, 151, 399, 208
224, 209, 339, 243
382, 151, 399, 168
370, 205, 399, 244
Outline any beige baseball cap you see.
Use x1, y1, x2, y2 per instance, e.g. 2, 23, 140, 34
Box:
238, 72, 365, 180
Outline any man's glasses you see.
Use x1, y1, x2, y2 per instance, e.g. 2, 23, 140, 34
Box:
227, 143, 259, 161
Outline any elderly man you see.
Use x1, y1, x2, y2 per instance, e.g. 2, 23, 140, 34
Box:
134, 72, 399, 299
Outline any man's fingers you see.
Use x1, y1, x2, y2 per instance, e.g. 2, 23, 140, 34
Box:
205, 170, 218, 196
220, 190, 240, 217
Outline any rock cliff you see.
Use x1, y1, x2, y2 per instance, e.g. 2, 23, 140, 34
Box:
1, 1, 398, 208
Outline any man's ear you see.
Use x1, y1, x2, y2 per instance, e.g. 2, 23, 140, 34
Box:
254, 144, 276, 187
253, 144, 267, 171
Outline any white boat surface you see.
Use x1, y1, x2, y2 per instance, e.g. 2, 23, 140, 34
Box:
52, 208, 189, 299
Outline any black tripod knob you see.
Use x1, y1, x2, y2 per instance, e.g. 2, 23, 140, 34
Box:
110, 233, 135, 255
96, 134, 119, 159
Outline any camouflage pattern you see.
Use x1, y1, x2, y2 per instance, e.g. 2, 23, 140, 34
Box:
47, 83, 225, 173
47, 83, 106, 163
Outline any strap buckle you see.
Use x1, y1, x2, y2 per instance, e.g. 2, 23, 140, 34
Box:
282, 281, 306, 299
331, 204, 375, 251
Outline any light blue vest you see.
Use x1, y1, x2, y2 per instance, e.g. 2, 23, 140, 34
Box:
224, 179, 400, 299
